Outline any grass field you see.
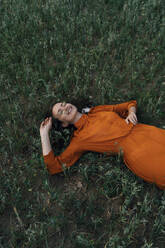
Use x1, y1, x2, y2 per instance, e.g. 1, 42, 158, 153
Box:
0, 0, 165, 247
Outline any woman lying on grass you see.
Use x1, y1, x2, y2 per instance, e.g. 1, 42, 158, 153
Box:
40, 100, 165, 190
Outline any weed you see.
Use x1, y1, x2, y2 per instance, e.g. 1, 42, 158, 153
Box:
0, 0, 165, 247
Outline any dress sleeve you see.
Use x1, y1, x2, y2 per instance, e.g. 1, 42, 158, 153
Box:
89, 100, 137, 118
43, 139, 84, 175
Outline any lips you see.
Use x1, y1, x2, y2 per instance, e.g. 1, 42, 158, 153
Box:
65, 106, 72, 115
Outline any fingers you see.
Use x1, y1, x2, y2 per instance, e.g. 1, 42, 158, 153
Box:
40, 121, 45, 127
131, 119, 137, 125
44, 117, 49, 125
131, 113, 138, 125
125, 113, 138, 125
128, 116, 136, 125
130, 116, 138, 125
40, 117, 52, 127
125, 118, 129, 124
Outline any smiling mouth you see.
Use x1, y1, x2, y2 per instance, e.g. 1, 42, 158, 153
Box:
65, 106, 72, 115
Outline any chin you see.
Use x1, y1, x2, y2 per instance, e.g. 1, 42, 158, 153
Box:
71, 108, 77, 117
69, 105, 77, 122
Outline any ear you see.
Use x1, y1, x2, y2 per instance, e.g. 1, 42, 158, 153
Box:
62, 122, 69, 128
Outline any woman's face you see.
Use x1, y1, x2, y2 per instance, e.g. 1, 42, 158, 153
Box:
52, 102, 78, 126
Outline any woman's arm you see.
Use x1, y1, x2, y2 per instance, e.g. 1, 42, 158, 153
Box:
89, 100, 138, 125
40, 117, 84, 174
89, 100, 137, 117
40, 117, 52, 156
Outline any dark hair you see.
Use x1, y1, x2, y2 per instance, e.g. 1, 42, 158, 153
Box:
43, 103, 61, 130
43, 103, 75, 151
45, 99, 93, 128
43, 99, 94, 151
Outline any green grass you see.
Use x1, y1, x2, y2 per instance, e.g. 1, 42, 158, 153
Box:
0, 0, 165, 247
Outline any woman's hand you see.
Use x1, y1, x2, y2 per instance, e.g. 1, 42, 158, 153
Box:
40, 117, 52, 136
125, 112, 138, 125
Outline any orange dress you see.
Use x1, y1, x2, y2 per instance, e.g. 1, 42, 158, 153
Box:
44, 101, 165, 189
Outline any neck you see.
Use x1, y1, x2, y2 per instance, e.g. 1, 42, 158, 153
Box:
72, 111, 82, 124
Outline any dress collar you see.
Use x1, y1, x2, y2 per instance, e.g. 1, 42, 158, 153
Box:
74, 114, 88, 130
